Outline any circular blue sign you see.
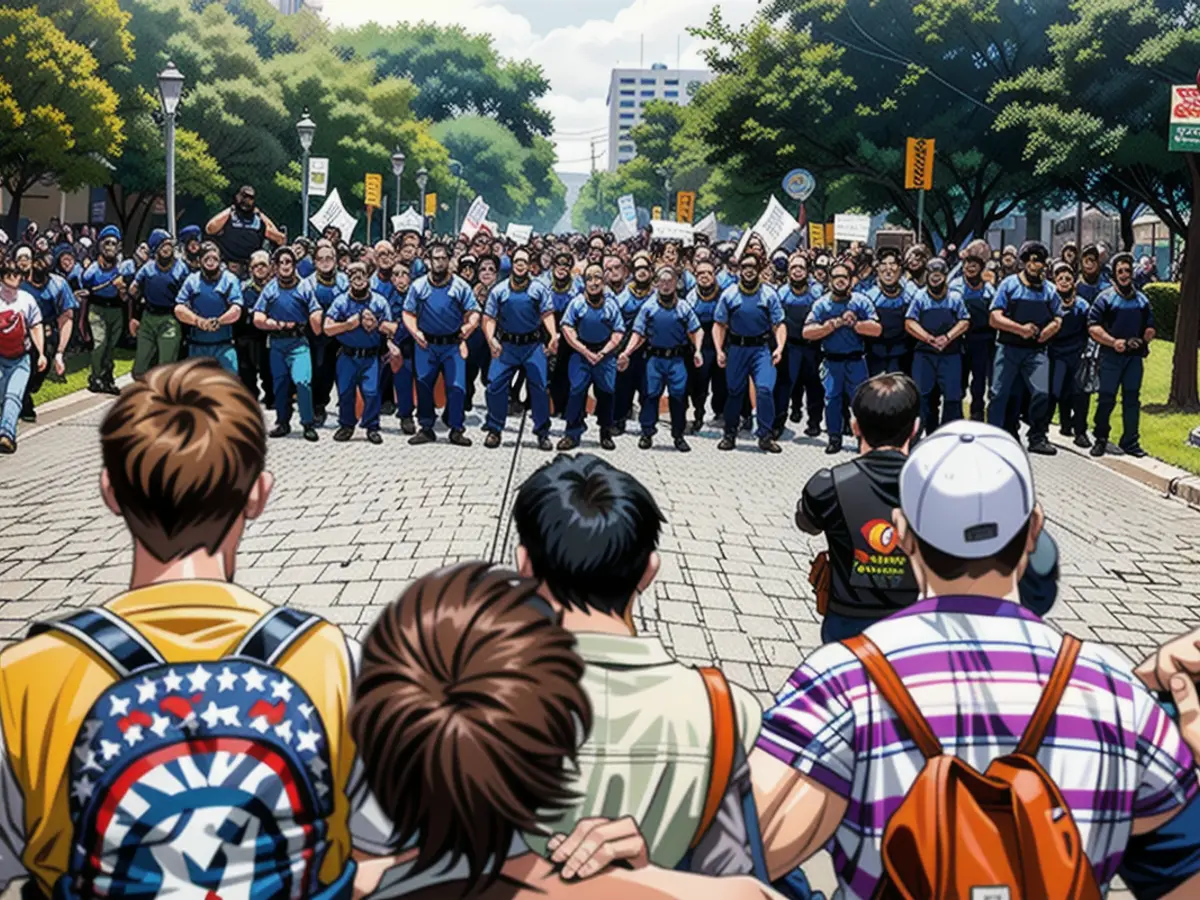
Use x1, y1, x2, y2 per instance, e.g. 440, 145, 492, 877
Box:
782, 168, 815, 201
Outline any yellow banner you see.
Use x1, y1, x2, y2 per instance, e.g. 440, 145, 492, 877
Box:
904, 137, 935, 190
808, 222, 825, 248
425, 192, 438, 216
364, 173, 383, 208
825, 223, 836, 246
652, 205, 663, 220
675, 191, 695, 224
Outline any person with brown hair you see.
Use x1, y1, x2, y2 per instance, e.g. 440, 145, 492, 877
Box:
0, 358, 396, 899
350, 562, 783, 900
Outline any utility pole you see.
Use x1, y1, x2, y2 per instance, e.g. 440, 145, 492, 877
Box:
592, 138, 601, 225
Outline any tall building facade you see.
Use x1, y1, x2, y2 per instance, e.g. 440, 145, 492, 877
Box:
606, 63, 713, 172
271, 0, 321, 13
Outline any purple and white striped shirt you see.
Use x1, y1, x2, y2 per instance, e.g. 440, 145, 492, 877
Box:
757, 596, 1198, 899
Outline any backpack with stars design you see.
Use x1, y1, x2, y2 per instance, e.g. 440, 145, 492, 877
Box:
30, 605, 352, 900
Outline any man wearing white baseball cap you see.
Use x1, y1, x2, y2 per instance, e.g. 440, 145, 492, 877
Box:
751, 418, 1200, 899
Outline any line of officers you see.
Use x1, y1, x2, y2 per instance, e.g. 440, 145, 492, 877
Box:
23, 224, 1155, 458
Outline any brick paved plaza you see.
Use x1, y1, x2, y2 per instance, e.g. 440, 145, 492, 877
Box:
2, 399, 1199, 897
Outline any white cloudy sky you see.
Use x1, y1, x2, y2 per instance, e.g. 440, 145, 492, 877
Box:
322, 0, 759, 174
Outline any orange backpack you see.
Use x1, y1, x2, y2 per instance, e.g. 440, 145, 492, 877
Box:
843, 633, 1102, 900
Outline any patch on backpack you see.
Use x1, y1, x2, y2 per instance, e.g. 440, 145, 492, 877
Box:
971, 888, 1011, 900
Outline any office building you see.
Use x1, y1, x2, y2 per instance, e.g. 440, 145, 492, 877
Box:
606, 63, 713, 172
270, 0, 321, 13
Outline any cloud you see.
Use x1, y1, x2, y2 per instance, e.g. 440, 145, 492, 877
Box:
322, 0, 759, 174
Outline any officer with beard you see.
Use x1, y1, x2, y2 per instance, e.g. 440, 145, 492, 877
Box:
987, 240, 1061, 454
1047, 261, 1092, 449
1088, 252, 1154, 459
303, 240, 348, 427
370, 241, 401, 417
481, 247, 557, 451
173, 241, 245, 374
621, 265, 703, 452
949, 239, 996, 421
612, 252, 657, 434
546, 250, 582, 417
774, 251, 824, 439
684, 258, 725, 434
179, 226, 204, 272
803, 260, 881, 454
129, 230, 189, 378
905, 257, 969, 435
205, 185, 285, 278
1075, 244, 1111, 303
18, 248, 77, 422
864, 247, 915, 377
557, 264, 623, 451
714, 251, 788, 454
80, 225, 126, 394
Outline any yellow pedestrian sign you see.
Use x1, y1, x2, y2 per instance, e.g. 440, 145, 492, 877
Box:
364, 173, 383, 208
425, 192, 438, 216
904, 138, 934, 190
675, 191, 695, 224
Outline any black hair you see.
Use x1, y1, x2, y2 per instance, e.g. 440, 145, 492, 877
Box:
852, 373, 919, 448
512, 453, 665, 617
916, 518, 1032, 581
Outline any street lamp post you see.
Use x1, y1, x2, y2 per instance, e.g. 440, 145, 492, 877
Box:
449, 159, 463, 235
391, 150, 405, 220
296, 107, 316, 238
157, 62, 185, 239
416, 166, 428, 229
655, 166, 671, 219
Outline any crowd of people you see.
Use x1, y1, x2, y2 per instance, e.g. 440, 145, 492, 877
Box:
0, 358, 1197, 900
0, 191, 1158, 462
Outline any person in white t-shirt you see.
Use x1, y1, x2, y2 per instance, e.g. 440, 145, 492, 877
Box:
0, 255, 45, 453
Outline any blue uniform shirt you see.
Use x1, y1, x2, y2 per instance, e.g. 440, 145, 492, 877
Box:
485, 278, 553, 335
134, 259, 190, 311
1089, 286, 1155, 348
547, 277, 583, 317
304, 272, 349, 312
563, 294, 623, 345
1075, 273, 1111, 304
778, 282, 824, 340
714, 283, 784, 337
990, 274, 1062, 347
326, 290, 394, 349
685, 285, 723, 326
403, 275, 478, 337
805, 292, 878, 356
633, 298, 701, 348
81, 261, 123, 303
617, 285, 656, 330
717, 270, 737, 291
176, 270, 245, 343
254, 279, 320, 325
948, 276, 996, 335
118, 258, 139, 282
297, 257, 315, 279
866, 282, 916, 342
23, 275, 78, 324
1050, 295, 1091, 360
906, 286, 969, 353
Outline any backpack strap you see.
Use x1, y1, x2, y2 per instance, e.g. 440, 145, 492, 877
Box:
1016, 634, 1082, 757
28, 608, 166, 677
843, 634, 942, 759
691, 667, 736, 850
230, 606, 324, 666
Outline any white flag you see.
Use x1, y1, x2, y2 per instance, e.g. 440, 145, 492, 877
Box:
505, 223, 533, 245
735, 195, 798, 257
391, 208, 424, 235
649, 219, 694, 247
310, 188, 357, 240
694, 212, 718, 241
461, 196, 490, 238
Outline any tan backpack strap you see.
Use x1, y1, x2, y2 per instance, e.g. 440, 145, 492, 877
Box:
843, 635, 942, 760
692, 667, 736, 850
1017, 634, 1082, 757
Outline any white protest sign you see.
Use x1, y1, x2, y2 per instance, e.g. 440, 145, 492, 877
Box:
694, 211, 718, 241
307, 158, 329, 198
735, 195, 798, 257
505, 223, 533, 245
649, 219, 694, 246
834, 213, 871, 244
460, 196, 490, 238
391, 208, 424, 235
310, 188, 357, 240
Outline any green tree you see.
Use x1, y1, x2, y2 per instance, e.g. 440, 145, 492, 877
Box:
0, 6, 124, 234
629, 100, 686, 170
572, 157, 664, 231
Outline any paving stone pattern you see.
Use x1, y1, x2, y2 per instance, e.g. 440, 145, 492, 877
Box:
2, 399, 1198, 898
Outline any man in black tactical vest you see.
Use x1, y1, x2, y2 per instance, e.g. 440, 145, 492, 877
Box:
205, 185, 286, 278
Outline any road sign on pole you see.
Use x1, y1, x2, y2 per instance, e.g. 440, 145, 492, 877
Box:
905, 138, 934, 245
1169, 85, 1200, 151
364, 173, 383, 208
675, 191, 695, 224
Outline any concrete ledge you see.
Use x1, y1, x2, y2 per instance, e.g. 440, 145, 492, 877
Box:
1050, 433, 1200, 507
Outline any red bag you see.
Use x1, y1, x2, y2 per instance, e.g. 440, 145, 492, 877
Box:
0, 307, 29, 359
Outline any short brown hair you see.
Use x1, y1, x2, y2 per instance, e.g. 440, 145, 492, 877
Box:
351, 563, 591, 892
100, 359, 266, 562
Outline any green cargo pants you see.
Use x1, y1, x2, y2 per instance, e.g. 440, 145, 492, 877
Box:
133, 309, 182, 377
89, 304, 126, 383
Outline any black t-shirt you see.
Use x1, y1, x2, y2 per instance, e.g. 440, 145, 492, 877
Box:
799, 449, 916, 618
217, 210, 267, 264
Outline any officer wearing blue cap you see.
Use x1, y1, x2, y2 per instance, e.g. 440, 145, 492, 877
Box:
254, 245, 322, 442
80, 224, 126, 394
174, 241, 245, 374
620, 264, 703, 452
905, 257, 969, 435
803, 259, 882, 454
986, 239, 1062, 455
864, 246, 915, 378
179, 225, 203, 271
557, 264, 623, 451
482, 246, 557, 451
129, 230, 190, 377
401, 242, 479, 446
773, 251, 825, 439
1088, 252, 1154, 458
324, 260, 397, 444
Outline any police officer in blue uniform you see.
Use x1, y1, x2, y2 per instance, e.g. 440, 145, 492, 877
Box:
864, 247, 914, 377
302, 240, 347, 427
237, 250, 275, 408
1088, 252, 1154, 459
949, 239, 996, 421
401, 242, 478, 446
324, 261, 397, 445
80, 224, 126, 395
174, 242, 245, 374
612, 252, 657, 433
803, 260, 881, 454
371, 241, 402, 417
1074, 244, 1111, 303
179, 225, 204, 272
713, 251, 788, 454
1048, 261, 1092, 449
546, 250, 582, 417
482, 247, 557, 450
386, 261, 418, 434
986, 240, 1061, 454
253, 246, 322, 442
774, 251, 825, 439
905, 258, 969, 436
129, 230, 190, 379
620, 265, 703, 453
557, 264, 623, 451
684, 257, 725, 434
18, 248, 77, 422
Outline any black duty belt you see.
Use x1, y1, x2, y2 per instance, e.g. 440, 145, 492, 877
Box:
89, 297, 124, 309
498, 329, 541, 345
274, 323, 307, 337
340, 344, 386, 359
425, 332, 460, 345
582, 339, 609, 352
727, 332, 769, 347
787, 336, 811, 347
191, 339, 233, 347
825, 351, 864, 362
645, 345, 689, 359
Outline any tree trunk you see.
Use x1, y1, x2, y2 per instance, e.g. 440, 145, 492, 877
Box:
3, 186, 24, 239
1119, 203, 1135, 252
1167, 153, 1200, 410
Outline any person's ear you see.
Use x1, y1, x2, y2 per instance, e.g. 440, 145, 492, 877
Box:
910, 418, 921, 443
100, 468, 121, 517
893, 508, 916, 556
244, 471, 274, 520
637, 551, 661, 594
851, 419, 863, 440
515, 544, 534, 579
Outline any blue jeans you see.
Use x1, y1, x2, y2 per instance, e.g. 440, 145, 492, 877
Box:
641, 354, 689, 438
336, 353, 382, 431
414, 343, 466, 431
820, 357, 868, 436
724, 344, 776, 439
912, 351, 963, 436
564, 353, 616, 440
988, 344, 1050, 444
486, 342, 550, 435
188, 340, 238, 374
0, 354, 31, 440
269, 337, 314, 427
1093, 351, 1144, 448
774, 342, 823, 432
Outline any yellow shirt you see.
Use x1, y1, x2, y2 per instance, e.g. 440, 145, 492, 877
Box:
0, 581, 360, 896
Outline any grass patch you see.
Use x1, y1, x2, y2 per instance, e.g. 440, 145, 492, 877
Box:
31, 348, 135, 405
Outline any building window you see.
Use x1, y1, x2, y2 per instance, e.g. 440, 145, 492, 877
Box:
619, 143, 634, 153
640, 90, 655, 97
619, 112, 634, 120
640, 77, 655, 85
664, 90, 678, 98
665, 78, 679, 86
619, 100, 634, 108
619, 77, 634, 84
620, 89, 634, 96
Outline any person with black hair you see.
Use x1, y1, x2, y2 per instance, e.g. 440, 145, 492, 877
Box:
1048, 260, 1092, 448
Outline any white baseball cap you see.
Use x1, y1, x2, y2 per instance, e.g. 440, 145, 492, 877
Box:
899, 420, 1036, 559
